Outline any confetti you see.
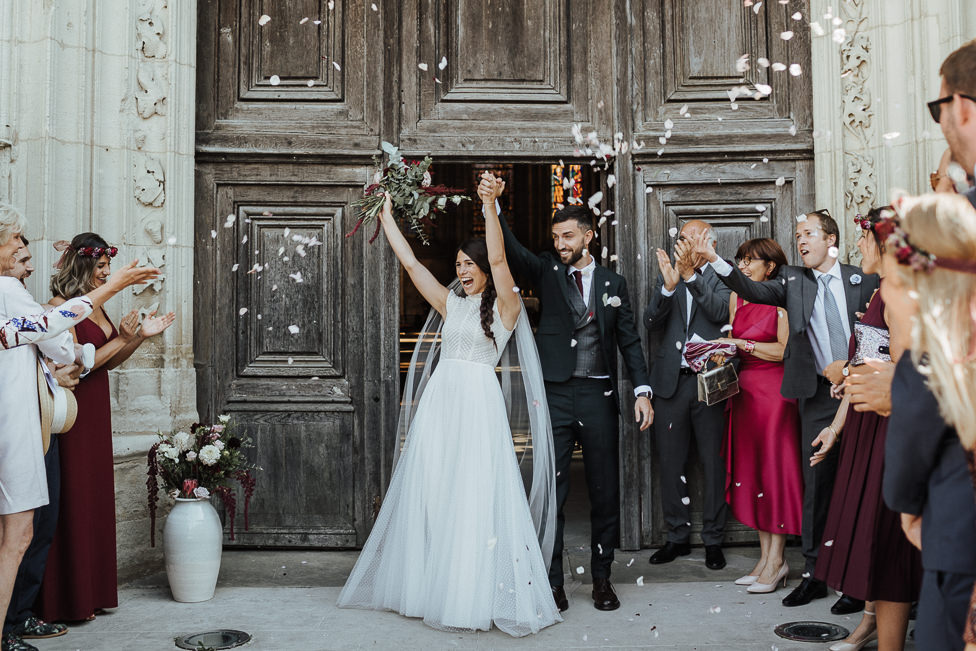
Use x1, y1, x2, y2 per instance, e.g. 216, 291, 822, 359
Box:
675, 341, 682, 350
438, 56, 448, 70
775, 176, 786, 186
288, 325, 300, 335
571, 339, 578, 347
735, 54, 750, 73
824, 539, 834, 547
828, 246, 839, 258
681, 496, 691, 505
757, 57, 770, 68
627, 558, 634, 567
796, 214, 807, 223
757, 492, 764, 498
167, 236, 177, 245
210, 230, 217, 239
668, 227, 678, 237
664, 118, 674, 129
370, 2, 377, 10
299, 17, 309, 24
512, 286, 520, 293
637, 576, 645, 586
576, 566, 585, 574
780, 30, 794, 40
238, 308, 248, 316
792, 11, 802, 20
258, 14, 271, 26
721, 324, 733, 333
289, 271, 304, 283
418, 62, 428, 71
789, 63, 803, 76
771, 62, 787, 72
755, 83, 772, 96
709, 606, 722, 614
604, 390, 613, 396
680, 475, 686, 483
883, 131, 901, 140
756, 204, 766, 212
832, 28, 846, 44
306, 79, 315, 87
269, 75, 281, 86
231, 263, 239, 272
332, 61, 341, 71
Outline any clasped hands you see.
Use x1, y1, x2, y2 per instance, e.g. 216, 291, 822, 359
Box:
825, 359, 894, 415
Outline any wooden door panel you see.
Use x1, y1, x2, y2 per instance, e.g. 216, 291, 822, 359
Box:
399, 0, 615, 154
197, 0, 382, 153
194, 162, 397, 546
633, 0, 812, 150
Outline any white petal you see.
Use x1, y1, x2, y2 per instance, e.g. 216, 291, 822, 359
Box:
789, 63, 803, 76
269, 75, 281, 86
780, 30, 794, 40
418, 62, 428, 71
258, 14, 271, 26
438, 56, 448, 70
288, 324, 300, 335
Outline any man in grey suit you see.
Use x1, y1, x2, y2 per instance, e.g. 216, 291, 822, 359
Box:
691, 210, 878, 608
644, 220, 731, 571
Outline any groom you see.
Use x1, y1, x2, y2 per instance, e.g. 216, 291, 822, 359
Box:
480, 175, 653, 613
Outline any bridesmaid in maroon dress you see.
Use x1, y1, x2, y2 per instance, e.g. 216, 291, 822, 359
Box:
714, 238, 803, 593
36, 233, 173, 622
811, 211, 921, 651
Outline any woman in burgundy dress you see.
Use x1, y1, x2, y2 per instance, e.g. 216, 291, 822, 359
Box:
37, 233, 173, 622
713, 238, 803, 593
811, 210, 921, 651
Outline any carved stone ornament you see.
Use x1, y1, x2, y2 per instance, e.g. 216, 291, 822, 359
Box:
133, 155, 166, 207
137, 0, 168, 59
136, 64, 168, 119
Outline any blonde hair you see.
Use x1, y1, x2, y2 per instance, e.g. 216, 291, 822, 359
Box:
893, 193, 976, 448
0, 203, 26, 247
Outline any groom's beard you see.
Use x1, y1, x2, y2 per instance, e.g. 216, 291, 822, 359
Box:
560, 245, 586, 267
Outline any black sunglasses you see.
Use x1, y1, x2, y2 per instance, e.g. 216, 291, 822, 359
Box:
928, 93, 976, 124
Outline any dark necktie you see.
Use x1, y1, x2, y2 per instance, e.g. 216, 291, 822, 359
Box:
572, 269, 584, 298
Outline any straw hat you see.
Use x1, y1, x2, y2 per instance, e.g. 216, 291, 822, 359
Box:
37, 359, 78, 453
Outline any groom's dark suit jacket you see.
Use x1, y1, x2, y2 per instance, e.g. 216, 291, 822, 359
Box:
718, 263, 878, 400
499, 219, 650, 405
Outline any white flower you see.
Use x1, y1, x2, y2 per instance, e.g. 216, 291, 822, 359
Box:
198, 445, 221, 466
218, 414, 231, 424
185, 451, 198, 462
607, 296, 622, 308
214, 440, 225, 451
173, 431, 192, 452
422, 170, 432, 187
159, 443, 180, 461
193, 486, 211, 499
849, 274, 862, 285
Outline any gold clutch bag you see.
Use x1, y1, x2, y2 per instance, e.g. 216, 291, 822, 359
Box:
697, 362, 739, 406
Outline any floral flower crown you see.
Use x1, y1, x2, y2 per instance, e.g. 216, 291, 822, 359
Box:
873, 209, 976, 274
52, 240, 118, 269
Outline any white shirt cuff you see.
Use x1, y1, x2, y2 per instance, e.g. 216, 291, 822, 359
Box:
661, 285, 676, 297
709, 257, 733, 276
633, 385, 652, 398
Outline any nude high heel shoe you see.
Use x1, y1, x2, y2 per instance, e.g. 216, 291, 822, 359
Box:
734, 574, 758, 586
746, 563, 789, 593
828, 612, 877, 651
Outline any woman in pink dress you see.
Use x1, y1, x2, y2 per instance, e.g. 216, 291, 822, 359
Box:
713, 238, 802, 593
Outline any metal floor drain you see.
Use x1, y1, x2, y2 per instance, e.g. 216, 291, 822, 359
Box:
774, 620, 850, 642
175, 630, 252, 650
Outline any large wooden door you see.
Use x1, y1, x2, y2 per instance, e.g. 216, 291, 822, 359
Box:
195, 0, 812, 549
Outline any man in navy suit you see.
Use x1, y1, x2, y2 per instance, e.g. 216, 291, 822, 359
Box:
928, 39, 976, 209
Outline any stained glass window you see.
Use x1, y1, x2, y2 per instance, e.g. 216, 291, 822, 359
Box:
551, 164, 583, 216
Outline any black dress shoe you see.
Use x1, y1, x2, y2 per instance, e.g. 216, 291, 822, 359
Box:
591, 578, 620, 611
704, 545, 726, 570
649, 541, 691, 564
551, 586, 568, 612
831, 594, 865, 615
781, 577, 828, 607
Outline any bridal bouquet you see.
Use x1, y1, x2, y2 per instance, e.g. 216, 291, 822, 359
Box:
147, 415, 258, 544
348, 141, 470, 245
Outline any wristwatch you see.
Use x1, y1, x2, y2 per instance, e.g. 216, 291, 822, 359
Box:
637, 391, 652, 400
842, 363, 851, 377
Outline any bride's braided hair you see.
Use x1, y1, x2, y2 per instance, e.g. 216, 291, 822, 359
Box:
457, 238, 497, 349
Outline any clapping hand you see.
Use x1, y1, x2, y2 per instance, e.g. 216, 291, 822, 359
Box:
690, 230, 719, 264
106, 260, 161, 291
673, 238, 698, 280
655, 248, 680, 292
119, 309, 140, 342
140, 309, 176, 339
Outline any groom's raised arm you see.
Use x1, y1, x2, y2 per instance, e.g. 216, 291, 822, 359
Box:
493, 204, 547, 284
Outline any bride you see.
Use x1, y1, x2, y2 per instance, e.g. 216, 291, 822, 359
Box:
337, 176, 561, 636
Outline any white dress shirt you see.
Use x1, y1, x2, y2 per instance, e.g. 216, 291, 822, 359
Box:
660, 267, 707, 367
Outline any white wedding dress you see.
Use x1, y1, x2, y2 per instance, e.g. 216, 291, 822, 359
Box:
337, 291, 561, 636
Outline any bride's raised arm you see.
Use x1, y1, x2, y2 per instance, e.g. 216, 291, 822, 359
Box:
477, 172, 520, 331
377, 193, 449, 317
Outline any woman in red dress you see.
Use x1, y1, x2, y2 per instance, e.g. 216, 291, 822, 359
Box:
812, 210, 921, 651
714, 238, 803, 594
37, 233, 173, 622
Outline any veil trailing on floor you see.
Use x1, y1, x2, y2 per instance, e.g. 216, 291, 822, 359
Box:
395, 280, 557, 570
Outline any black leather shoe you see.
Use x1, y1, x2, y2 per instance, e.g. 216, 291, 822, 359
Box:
649, 541, 691, 564
831, 594, 865, 615
592, 578, 620, 611
551, 586, 568, 612
704, 545, 726, 570
781, 577, 828, 607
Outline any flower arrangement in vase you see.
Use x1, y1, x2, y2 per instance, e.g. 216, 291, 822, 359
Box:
147, 415, 258, 545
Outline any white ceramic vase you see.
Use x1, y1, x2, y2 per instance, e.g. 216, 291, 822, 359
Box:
163, 497, 223, 602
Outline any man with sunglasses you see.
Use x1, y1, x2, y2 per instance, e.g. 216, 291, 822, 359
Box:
929, 40, 976, 208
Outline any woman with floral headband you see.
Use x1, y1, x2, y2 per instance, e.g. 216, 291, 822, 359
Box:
879, 193, 976, 651
808, 207, 921, 651
36, 233, 174, 623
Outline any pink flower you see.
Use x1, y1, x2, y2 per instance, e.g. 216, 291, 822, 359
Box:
182, 479, 198, 497
212, 424, 225, 433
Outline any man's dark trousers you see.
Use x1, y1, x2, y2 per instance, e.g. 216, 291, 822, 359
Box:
546, 378, 619, 587
5, 434, 59, 634
798, 378, 839, 574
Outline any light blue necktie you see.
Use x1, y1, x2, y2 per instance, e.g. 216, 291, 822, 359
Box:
819, 274, 848, 362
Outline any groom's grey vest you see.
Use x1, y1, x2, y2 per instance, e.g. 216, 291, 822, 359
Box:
568, 273, 608, 378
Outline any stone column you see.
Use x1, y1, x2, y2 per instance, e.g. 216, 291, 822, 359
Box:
0, 0, 197, 580
811, 0, 976, 262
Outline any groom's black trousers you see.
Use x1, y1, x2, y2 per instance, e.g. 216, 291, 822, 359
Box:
544, 377, 619, 587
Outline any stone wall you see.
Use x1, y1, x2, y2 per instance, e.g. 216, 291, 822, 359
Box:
0, 0, 197, 581
811, 0, 976, 261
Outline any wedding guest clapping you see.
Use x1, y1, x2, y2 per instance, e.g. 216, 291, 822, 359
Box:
37, 233, 174, 623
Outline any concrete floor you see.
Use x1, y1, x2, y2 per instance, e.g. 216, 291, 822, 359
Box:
30, 458, 913, 650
